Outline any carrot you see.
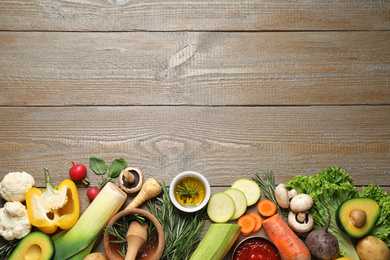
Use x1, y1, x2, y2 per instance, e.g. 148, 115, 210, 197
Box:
257, 199, 277, 217
262, 214, 311, 260
248, 212, 262, 232
237, 214, 256, 235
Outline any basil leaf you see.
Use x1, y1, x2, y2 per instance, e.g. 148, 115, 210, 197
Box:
108, 158, 127, 178
89, 156, 108, 175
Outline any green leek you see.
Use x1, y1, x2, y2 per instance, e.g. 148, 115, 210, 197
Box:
53, 182, 127, 259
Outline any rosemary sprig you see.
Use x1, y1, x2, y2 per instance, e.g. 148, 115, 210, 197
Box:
104, 213, 156, 258
147, 182, 207, 260
0, 239, 19, 260
252, 170, 285, 216
175, 177, 203, 199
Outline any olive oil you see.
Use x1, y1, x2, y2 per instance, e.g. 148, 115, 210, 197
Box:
174, 177, 205, 207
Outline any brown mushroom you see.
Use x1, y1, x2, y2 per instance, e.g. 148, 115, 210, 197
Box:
119, 167, 144, 193
275, 183, 298, 209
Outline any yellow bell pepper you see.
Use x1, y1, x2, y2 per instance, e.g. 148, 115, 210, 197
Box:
26, 168, 80, 234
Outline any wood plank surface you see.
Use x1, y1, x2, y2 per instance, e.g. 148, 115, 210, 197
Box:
1, 0, 389, 258
0, 0, 389, 31
0, 106, 389, 187
1, 31, 389, 106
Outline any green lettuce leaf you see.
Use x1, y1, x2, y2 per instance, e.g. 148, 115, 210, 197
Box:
361, 184, 390, 246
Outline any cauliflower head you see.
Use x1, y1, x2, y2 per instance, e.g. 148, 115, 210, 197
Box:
0, 171, 35, 202
0, 201, 32, 240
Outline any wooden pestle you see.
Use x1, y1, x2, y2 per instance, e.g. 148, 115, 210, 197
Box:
125, 221, 148, 260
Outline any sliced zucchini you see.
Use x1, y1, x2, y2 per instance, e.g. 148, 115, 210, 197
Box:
231, 178, 261, 206
224, 188, 247, 220
207, 192, 235, 223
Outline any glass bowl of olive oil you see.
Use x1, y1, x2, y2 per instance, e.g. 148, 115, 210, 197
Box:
169, 171, 211, 213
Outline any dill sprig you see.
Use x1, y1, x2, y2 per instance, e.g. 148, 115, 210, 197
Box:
0, 239, 19, 259
175, 177, 203, 199
147, 182, 207, 260
252, 170, 285, 216
104, 213, 157, 258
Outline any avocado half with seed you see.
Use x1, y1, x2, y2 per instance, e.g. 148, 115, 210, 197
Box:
336, 197, 380, 238
9, 231, 55, 260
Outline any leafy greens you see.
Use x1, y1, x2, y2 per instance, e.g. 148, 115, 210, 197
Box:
286, 166, 390, 260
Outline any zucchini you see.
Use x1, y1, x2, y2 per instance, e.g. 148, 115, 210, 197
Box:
224, 188, 247, 220
231, 178, 261, 206
207, 192, 235, 223
190, 224, 241, 260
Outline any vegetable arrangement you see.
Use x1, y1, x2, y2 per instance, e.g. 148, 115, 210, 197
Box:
1, 164, 390, 260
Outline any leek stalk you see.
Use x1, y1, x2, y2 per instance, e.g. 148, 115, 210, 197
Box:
53, 182, 127, 260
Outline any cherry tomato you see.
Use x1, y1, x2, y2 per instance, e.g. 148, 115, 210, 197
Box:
69, 161, 87, 181
87, 187, 100, 200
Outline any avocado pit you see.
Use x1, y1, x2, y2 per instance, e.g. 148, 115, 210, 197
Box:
349, 209, 366, 228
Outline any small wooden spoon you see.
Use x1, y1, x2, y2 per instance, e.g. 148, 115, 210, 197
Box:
125, 221, 148, 260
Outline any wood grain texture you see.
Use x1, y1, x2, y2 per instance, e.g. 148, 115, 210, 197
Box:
0, 0, 389, 31
1, 31, 389, 106
0, 106, 389, 187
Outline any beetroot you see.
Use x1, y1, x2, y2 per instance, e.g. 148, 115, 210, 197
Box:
305, 195, 339, 260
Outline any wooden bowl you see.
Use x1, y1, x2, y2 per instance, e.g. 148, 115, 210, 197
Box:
104, 208, 165, 260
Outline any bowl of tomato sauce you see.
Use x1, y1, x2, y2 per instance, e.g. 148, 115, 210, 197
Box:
232, 236, 281, 260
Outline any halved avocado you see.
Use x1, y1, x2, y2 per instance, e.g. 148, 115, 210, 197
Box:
9, 231, 55, 260
336, 197, 380, 238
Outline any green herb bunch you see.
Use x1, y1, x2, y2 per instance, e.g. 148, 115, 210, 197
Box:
252, 170, 285, 216
147, 182, 207, 260
89, 156, 127, 189
0, 239, 19, 259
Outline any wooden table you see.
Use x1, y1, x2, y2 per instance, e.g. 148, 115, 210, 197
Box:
1, 0, 389, 258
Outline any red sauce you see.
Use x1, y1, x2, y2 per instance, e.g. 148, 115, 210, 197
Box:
233, 237, 281, 260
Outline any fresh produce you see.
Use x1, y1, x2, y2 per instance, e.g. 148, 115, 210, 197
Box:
69, 161, 89, 185
84, 252, 108, 260
290, 194, 313, 212
53, 182, 127, 260
189, 224, 241, 260
356, 235, 390, 260
0, 171, 35, 202
207, 192, 235, 223
286, 166, 390, 259
0, 239, 19, 259
287, 193, 314, 234
253, 171, 285, 215
224, 188, 247, 220
286, 166, 361, 259
257, 199, 277, 217
238, 214, 256, 235
248, 212, 262, 232
89, 156, 127, 189
262, 214, 311, 260
8, 231, 54, 260
336, 197, 380, 238
146, 182, 207, 260
119, 167, 144, 194
360, 184, 390, 246
288, 210, 314, 234
306, 195, 339, 260
274, 183, 298, 209
126, 178, 162, 209
231, 178, 261, 206
26, 168, 79, 234
87, 187, 100, 201
0, 201, 31, 241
